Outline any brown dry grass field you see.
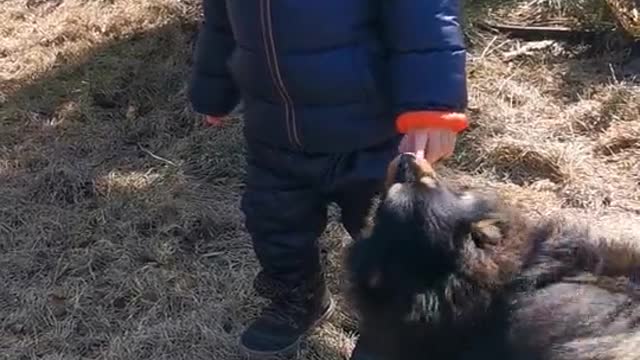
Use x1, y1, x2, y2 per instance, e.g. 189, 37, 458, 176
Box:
1, 0, 639, 359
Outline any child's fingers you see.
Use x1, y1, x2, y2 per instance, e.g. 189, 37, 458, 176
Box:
398, 133, 420, 155
442, 131, 455, 159
398, 134, 410, 153
425, 131, 442, 164
447, 135, 456, 158
414, 130, 428, 159
398, 129, 456, 162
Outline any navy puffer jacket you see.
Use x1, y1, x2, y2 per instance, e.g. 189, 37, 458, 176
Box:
189, 1, 467, 154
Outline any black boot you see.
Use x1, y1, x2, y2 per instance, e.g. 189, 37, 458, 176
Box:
239, 271, 335, 358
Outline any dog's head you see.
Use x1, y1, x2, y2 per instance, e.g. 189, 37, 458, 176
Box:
347, 153, 506, 324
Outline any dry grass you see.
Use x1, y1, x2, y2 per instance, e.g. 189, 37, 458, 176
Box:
1, 0, 640, 359
605, 0, 640, 38
472, 0, 615, 29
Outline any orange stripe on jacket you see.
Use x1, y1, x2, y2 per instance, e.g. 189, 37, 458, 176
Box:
396, 111, 468, 134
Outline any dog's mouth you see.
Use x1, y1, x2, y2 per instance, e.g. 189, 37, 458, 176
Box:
386, 153, 438, 189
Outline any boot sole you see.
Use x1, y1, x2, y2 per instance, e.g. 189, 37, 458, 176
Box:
238, 297, 336, 359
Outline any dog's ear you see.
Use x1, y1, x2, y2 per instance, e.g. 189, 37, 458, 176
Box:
458, 191, 492, 221
346, 236, 385, 290
457, 191, 507, 247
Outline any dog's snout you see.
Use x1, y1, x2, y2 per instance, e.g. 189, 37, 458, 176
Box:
385, 153, 437, 189
396, 153, 417, 184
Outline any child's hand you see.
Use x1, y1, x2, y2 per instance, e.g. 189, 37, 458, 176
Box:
399, 128, 457, 164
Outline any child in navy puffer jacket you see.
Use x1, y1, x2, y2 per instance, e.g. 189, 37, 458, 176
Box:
189, 1, 469, 359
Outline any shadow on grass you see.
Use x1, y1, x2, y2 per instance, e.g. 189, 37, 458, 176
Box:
0, 1, 358, 357
0, 7, 278, 360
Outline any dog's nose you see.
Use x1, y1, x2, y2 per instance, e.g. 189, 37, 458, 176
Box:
395, 153, 417, 184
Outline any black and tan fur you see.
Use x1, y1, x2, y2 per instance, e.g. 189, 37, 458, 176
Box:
346, 153, 640, 360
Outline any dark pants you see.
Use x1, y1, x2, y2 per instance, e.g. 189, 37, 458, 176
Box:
241, 137, 400, 287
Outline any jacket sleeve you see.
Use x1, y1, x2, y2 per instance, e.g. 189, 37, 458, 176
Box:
381, 0, 468, 121
189, 0, 240, 116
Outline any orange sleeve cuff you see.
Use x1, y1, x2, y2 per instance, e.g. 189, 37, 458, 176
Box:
395, 111, 469, 134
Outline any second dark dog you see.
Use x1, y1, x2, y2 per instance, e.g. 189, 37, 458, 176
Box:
346, 153, 640, 360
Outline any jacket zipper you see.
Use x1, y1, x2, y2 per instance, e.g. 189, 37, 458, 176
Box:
260, 0, 301, 149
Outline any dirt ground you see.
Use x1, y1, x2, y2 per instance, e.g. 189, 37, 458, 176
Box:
1, 1, 639, 359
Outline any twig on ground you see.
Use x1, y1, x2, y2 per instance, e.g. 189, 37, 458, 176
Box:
475, 20, 608, 42
138, 144, 178, 167
503, 40, 557, 61
480, 35, 499, 59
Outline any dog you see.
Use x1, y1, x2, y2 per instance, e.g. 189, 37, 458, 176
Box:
345, 153, 640, 360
